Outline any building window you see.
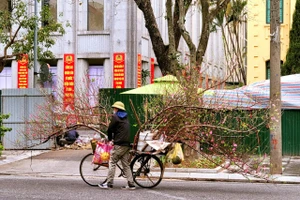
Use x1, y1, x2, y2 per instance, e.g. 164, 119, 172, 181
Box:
49, 0, 57, 22
88, 66, 104, 106
42, 0, 57, 26
266, 0, 283, 24
88, 0, 104, 31
50, 66, 57, 87
266, 60, 270, 79
43, 65, 57, 89
0, 67, 12, 89
266, 60, 283, 79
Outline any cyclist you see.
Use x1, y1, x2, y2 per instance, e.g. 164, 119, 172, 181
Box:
98, 101, 136, 190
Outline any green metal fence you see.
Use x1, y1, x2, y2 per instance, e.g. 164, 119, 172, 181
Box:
239, 110, 300, 156
99, 89, 300, 155
223, 110, 300, 156
100, 88, 156, 143
242, 121, 270, 155
201, 110, 300, 156
282, 110, 300, 156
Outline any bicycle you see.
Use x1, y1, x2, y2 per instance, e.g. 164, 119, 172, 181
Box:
79, 144, 165, 188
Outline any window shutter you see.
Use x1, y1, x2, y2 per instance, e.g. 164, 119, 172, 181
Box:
266, 0, 283, 24
266, 0, 271, 24
280, 0, 283, 23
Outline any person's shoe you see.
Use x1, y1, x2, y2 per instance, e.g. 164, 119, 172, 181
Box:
121, 184, 136, 190
98, 182, 113, 189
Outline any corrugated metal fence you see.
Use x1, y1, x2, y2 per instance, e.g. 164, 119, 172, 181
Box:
1, 89, 53, 149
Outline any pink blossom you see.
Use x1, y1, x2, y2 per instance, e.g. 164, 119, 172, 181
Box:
271, 116, 276, 121
224, 162, 230, 169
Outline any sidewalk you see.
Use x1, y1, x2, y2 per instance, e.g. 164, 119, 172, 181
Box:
1, 150, 300, 184
0, 150, 49, 165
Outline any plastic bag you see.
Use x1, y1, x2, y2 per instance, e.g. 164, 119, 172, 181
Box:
167, 143, 184, 165
92, 142, 113, 164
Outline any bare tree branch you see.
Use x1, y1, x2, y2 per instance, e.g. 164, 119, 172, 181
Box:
177, 0, 196, 65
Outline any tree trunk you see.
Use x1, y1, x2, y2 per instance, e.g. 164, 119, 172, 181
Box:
134, 0, 231, 76
134, 0, 172, 75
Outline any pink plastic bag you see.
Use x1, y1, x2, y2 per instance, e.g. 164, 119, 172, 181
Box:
92, 142, 113, 164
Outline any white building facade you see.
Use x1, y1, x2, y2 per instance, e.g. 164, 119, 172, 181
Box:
0, 0, 226, 90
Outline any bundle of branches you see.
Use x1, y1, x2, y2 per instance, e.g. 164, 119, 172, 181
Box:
21, 78, 112, 148
139, 78, 270, 178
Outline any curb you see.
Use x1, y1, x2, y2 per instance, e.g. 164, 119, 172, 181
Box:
164, 166, 223, 173
2, 171, 299, 185
161, 172, 300, 184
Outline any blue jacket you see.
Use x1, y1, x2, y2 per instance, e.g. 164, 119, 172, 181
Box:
65, 130, 79, 140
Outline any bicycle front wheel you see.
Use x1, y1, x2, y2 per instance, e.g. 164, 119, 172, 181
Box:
130, 154, 164, 188
79, 153, 109, 187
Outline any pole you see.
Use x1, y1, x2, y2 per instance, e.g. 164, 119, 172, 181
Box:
33, 0, 38, 87
270, 0, 282, 174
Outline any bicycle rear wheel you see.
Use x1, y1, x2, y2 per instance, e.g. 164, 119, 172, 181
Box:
79, 153, 109, 187
130, 154, 163, 188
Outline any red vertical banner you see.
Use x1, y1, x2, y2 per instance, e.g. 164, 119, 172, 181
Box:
63, 54, 75, 110
150, 58, 155, 84
113, 53, 125, 88
137, 54, 142, 87
17, 55, 28, 88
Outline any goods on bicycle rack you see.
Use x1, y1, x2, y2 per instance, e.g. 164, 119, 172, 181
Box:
130, 153, 163, 188
80, 129, 166, 188
137, 130, 154, 152
79, 153, 109, 186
